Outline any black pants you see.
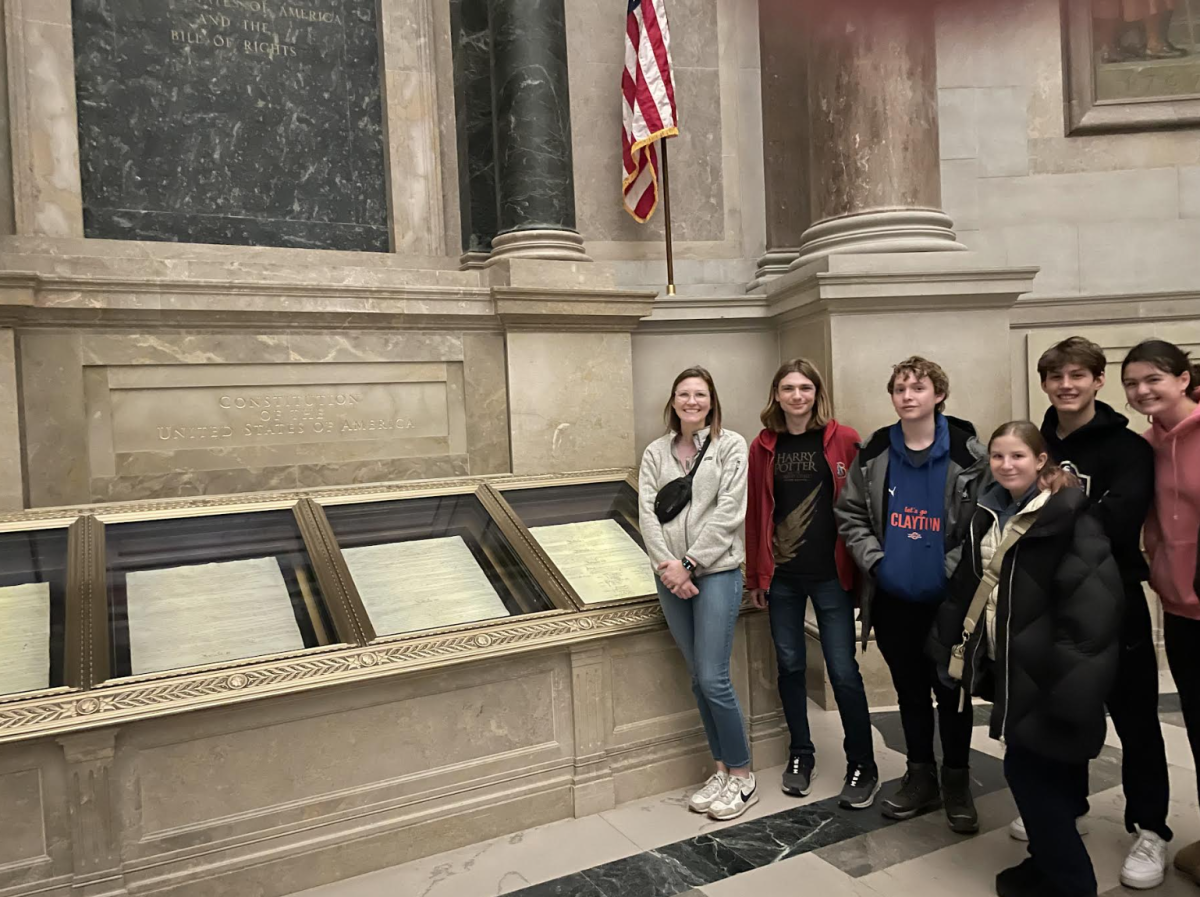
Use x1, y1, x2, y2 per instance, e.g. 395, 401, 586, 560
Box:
873, 591, 973, 769
1165, 612, 1200, 821
1005, 746, 1095, 897
1106, 582, 1172, 839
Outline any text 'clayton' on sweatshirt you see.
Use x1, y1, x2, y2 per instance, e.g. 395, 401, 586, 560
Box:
876, 416, 951, 602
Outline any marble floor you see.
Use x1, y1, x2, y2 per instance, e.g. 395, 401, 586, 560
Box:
292, 674, 1198, 897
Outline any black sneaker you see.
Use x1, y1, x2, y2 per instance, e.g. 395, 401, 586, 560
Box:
941, 766, 979, 834
781, 752, 814, 796
838, 764, 881, 810
881, 761, 940, 820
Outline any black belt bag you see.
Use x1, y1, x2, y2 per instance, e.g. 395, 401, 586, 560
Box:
653, 436, 711, 524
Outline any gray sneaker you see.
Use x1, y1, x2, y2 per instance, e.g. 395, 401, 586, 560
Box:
838, 764, 880, 810
781, 753, 814, 796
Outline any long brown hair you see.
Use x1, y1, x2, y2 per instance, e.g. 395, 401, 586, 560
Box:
988, 421, 1079, 494
663, 366, 723, 437
760, 358, 833, 433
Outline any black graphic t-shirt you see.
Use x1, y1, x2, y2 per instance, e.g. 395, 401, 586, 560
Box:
772, 429, 837, 580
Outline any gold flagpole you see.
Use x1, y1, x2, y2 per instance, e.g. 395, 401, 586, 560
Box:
661, 138, 676, 296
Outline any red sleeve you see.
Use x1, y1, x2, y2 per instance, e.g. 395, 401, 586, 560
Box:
745, 436, 765, 588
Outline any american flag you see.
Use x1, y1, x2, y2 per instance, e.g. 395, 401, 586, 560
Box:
622, 0, 678, 223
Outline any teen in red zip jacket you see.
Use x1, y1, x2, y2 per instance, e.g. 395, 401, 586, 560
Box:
746, 359, 877, 809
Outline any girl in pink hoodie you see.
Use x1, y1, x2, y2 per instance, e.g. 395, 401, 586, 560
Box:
1122, 338, 1200, 881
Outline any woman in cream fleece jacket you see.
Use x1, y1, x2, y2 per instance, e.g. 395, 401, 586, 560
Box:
638, 366, 754, 822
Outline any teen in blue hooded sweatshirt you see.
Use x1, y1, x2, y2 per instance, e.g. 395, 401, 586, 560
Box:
836, 357, 989, 834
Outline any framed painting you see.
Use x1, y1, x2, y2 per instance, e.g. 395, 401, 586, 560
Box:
1063, 0, 1200, 133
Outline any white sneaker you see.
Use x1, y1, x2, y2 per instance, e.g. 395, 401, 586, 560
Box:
1121, 828, 1169, 890
688, 772, 729, 813
707, 772, 759, 821
1008, 814, 1089, 842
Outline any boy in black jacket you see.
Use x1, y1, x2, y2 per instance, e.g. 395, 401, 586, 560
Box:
1035, 336, 1170, 890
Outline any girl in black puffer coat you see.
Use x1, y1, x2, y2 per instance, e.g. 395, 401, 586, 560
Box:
930, 421, 1123, 897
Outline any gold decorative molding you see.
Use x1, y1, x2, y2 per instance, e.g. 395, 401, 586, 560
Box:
0, 603, 665, 745
0, 469, 638, 528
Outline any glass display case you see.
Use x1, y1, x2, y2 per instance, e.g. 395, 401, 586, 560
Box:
493, 474, 656, 607
314, 488, 561, 639
0, 524, 70, 698
0, 470, 671, 743
105, 509, 339, 678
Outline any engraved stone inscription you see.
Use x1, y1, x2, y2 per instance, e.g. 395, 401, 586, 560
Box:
72, 0, 388, 251
110, 383, 449, 454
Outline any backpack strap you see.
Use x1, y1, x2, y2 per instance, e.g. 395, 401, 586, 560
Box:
947, 512, 1037, 682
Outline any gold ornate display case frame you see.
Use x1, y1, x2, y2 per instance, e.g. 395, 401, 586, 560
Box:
0, 469, 786, 897
0, 469, 665, 746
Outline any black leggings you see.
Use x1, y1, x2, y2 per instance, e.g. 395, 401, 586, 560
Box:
1165, 612, 1200, 823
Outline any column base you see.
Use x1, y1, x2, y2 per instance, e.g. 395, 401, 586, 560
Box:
487, 228, 592, 263
748, 247, 801, 291
792, 209, 966, 269
459, 250, 492, 270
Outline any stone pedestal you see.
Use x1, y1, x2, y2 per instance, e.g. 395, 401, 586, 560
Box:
770, 253, 1037, 440
804, 633, 897, 712
59, 730, 128, 897
792, 0, 965, 268
487, 259, 654, 474
487, 0, 588, 262
569, 646, 617, 817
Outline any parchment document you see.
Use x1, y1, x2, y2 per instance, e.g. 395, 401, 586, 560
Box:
342, 536, 510, 635
126, 557, 305, 675
0, 582, 50, 695
529, 519, 656, 604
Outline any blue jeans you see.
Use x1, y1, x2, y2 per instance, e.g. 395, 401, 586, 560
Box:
768, 574, 875, 770
656, 568, 751, 769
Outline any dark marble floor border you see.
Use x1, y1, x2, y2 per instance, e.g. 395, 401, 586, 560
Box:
505, 698, 1174, 897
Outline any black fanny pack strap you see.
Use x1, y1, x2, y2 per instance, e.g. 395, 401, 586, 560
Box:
685, 434, 712, 478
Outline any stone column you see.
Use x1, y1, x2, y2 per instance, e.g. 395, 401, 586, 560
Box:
750, 0, 810, 289
486, 0, 589, 262
450, 0, 498, 267
791, 0, 964, 269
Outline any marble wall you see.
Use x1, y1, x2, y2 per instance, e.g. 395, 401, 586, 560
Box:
507, 330, 636, 474
567, 0, 766, 290
936, 0, 1200, 298
631, 328, 780, 458
0, 622, 784, 897
19, 326, 508, 505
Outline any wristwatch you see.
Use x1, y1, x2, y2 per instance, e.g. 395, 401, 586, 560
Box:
681, 557, 697, 573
